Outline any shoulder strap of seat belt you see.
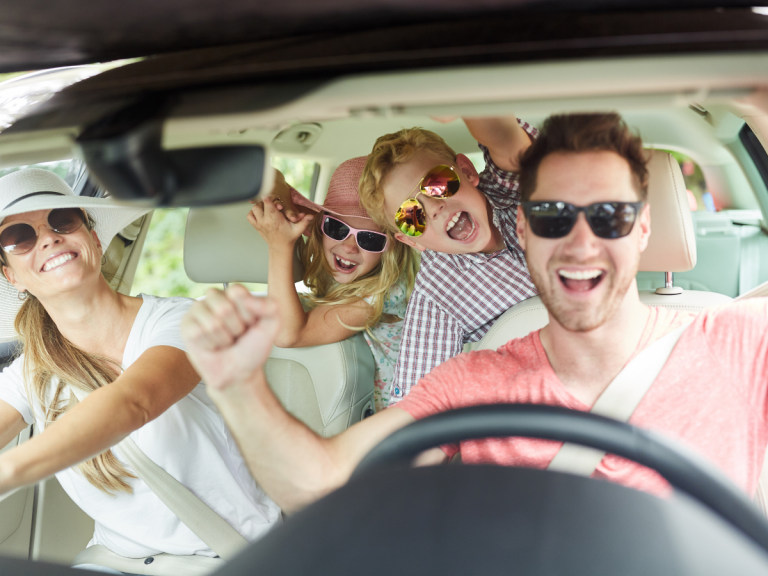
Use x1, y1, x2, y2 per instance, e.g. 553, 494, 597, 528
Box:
547, 320, 692, 476
67, 385, 248, 560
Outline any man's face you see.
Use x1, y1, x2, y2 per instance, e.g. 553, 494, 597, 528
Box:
518, 151, 651, 332
382, 151, 497, 254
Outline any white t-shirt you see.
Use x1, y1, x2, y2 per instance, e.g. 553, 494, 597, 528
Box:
0, 294, 281, 558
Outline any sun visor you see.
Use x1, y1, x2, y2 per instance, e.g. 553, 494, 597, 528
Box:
184, 201, 303, 284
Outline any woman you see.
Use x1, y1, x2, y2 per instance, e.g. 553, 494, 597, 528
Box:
0, 169, 280, 573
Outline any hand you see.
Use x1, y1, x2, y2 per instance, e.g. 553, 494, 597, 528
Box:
251, 169, 303, 223
181, 285, 281, 391
248, 196, 314, 252
430, 115, 459, 124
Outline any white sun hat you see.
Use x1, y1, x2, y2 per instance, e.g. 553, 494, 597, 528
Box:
0, 168, 151, 344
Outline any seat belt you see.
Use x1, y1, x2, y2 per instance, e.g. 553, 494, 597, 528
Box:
547, 321, 692, 476
66, 385, 248, 563
548, 277, 768, 478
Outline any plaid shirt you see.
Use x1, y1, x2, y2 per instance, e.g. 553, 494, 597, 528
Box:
390, 119, 539, 403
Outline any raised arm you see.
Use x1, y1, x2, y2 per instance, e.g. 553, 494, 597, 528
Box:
0, 347, 200, 496
248, 197, 370, 348
462, 116, 532, 173
181, 286, 445, 513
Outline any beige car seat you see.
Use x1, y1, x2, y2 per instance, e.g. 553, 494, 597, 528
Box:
184, 201, 375, 436
474, 151, 768, 513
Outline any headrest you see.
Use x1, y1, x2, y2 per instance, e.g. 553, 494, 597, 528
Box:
638, 151, 697, 272
185, 201, 303, 284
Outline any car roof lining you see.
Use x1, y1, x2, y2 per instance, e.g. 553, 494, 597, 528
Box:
0, 2, 764, 73
0, 53, 763, 208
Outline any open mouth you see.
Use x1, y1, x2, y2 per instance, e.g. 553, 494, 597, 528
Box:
558, 268, 605, 292
41, 252, 78, 272
446, 211, 476, 241
334, 254, 359, 273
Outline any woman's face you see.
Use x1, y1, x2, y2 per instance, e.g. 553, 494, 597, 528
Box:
1, 209, 102, 299
321, 214, 386, 284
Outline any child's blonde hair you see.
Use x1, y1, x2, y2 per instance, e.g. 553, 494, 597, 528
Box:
288, 155, 418, 331
298, 215, 418, 332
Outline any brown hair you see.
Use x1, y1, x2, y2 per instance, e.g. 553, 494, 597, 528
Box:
4, 214, 137, 494
359, 128, 457, 233
518, 113, 649, 202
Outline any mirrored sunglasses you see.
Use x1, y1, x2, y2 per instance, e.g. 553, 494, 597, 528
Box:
521, 201, 644, 239
321, 215, 389, 253
0, 208, 88, 257
394, 165, 460, 237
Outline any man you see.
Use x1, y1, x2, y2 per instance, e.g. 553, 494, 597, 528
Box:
358, 118, 538, 403
181, 113, 768, 513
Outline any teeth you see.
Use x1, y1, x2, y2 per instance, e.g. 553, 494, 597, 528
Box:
559, 269, 602, 280
446, 213, 461, 232
43, 253, 74, 272
335, 256, 356, 267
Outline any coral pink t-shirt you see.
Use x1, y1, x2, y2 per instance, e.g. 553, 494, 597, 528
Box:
396, 300, 768, 495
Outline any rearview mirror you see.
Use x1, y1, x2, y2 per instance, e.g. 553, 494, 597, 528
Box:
78, 118, 273, 207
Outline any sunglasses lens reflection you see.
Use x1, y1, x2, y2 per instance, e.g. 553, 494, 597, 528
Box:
527, 202, 577, 238
395, 199, 426, 237
0, 223, 37, 255
587, 203, 637, 239
322, 216, 351, 241
48, 208, 86, 234
357, 231, 388, 252
420, 165, 460, 198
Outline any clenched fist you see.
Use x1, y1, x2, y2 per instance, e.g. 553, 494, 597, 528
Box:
181, 285, 280, 391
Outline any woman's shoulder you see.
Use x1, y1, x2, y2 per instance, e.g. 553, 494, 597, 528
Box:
129, 294, 195, 347
135, 294, 195, 316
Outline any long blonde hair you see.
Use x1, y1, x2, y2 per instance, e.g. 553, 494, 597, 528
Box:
3, 218, 136, 495
299, 215, 417, 332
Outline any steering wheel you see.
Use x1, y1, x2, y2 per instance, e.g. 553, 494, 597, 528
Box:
353, 404, 768, 554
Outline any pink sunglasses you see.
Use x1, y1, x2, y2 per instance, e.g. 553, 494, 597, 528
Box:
321, 215, 389, 253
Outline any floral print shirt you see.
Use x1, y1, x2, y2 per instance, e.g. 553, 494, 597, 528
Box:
364, 279, 408, 412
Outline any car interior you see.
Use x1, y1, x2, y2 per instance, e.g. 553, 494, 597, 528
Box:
0, 37, 767, 573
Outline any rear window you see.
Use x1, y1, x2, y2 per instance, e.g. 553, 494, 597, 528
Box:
666, 151, 716, 212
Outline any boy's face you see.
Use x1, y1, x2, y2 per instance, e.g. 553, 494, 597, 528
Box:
518, 151, 651, 332
382, 151, 497, 254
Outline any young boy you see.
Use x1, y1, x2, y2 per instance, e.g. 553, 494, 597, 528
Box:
358, 117, 538, 403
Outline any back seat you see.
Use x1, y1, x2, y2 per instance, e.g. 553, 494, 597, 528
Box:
637, 209, 767, 297
184, 201, 376, 435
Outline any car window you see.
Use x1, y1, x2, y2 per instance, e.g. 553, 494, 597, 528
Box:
131, 156, 316, 298
464, 152, 486, 175
664, 151, 716, 212
0, 159, 82, 187
272, 157, 318, 199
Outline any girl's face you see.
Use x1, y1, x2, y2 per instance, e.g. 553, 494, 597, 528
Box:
322, 214, 386, 284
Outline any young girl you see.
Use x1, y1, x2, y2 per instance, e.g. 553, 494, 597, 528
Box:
248, 157, 417, 411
